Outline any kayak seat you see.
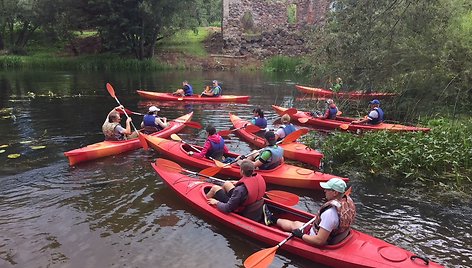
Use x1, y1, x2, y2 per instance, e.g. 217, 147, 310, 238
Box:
327, 229, 351, 245
141, 126, 161, 134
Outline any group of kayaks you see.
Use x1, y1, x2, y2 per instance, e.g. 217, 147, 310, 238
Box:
63, 85, 441, 267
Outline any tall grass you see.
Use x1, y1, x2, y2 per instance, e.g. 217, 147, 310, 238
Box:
157, 27, 212, 57
263, 55, 304, 73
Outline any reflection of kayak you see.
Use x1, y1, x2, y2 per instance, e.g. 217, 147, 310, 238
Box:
142, 134, 348, 189
136, 90, 250, 103
296, 85, 398, 99
229, 113, 324, 168
272, 105, 431, 132
64, 112, 193, 166
153, 163, 443, 268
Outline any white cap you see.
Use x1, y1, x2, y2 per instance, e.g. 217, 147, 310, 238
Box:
149, 106, 160, 112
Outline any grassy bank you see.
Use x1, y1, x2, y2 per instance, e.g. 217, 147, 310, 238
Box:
306, 118, 472, 194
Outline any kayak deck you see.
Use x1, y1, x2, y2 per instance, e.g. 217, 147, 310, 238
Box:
136, 90, 250, 103
296, 85, 398, 100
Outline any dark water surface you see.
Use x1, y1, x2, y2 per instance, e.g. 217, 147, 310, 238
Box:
0, 70, 470, 267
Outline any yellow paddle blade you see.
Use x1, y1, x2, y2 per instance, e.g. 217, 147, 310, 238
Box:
244, 246, 278, 268
199, 166, 222, 177
339, 124, 350, 130
298, 118, 309, 123
170, 133, 182, 142
138, 133, 149, 151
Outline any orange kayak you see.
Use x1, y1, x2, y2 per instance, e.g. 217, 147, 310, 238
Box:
272, 105, 431, 132
142, 134, 348, 189
229, 113, 323, 168
136, 90, 250, 103
64, 112, 193, 165
296, 85, 398, 99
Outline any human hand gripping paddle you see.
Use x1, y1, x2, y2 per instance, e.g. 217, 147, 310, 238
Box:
298, 110, 343, 124
244, 186, 352, 268
106, 83, 148, 150
218, 124, 261, 137
170, 134, 226, 167
115, 107, 202, 129
156, 158, 299, 206
204, 128, 309, 175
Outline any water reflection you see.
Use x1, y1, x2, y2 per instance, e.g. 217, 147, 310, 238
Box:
0, 70, 468, 267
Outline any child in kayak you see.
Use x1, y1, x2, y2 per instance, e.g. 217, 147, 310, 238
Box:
173, 80, 193, 97
188, 125, 229, 161
251, 107, 267, 129
237, 131, 284, 170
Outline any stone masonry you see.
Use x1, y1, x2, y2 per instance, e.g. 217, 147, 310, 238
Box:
222, 0, 331, 59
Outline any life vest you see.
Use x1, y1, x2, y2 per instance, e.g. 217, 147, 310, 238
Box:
253, 117, 267, 128
369, 107, 384, 125
326, 106, 338, 119
258, 145, 284, 170
234, 173, 266, 221
143, 114, 163, 132
208, 136, 225, 161
102, 121, 123, 141
313, 195, 356, 244
212, 85, 222, 96
281, 124, 296, 136
184, 84, 193, 96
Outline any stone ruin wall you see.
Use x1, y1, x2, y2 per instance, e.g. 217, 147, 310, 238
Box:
222, 0, 331, 59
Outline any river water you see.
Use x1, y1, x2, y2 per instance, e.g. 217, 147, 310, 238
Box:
0, 70, 470, 268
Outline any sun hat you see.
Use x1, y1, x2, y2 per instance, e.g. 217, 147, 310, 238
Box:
320, 178, 347, 193
149, 106, 160, 112
370, 99, 380, 105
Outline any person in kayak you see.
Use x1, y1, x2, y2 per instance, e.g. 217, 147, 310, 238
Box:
352, 99, 384, 125
173, 80, 194, 97
318, 99, 339, 120
275, 114, 296, 141
102, 105, 137, 140
201, 80, 222, 97
251, 107, 267, 129
206, 160, 266, 221
329, 77, 343, 93
237, 131, 284, 170
140, 106, 168, 134
188, 125, 229, 161
263, 178, 356, 246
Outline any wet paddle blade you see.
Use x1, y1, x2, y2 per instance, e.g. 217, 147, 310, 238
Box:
283, 108, 297, 115
245, 124, 262, 133
218, 129, 232, 136
339, 124, 350, 130
244, 246, 278, 268
170, 133, 182, 142
213, 159, 226, 168
138, 133, 149, 151
184, 121, 202, 129
106, 83, 116, 98
298, 118, 310, 123
265, 190, 299, 206
281, 128, 309, 144
155, 158, 183, 172
199, 166, 223, 177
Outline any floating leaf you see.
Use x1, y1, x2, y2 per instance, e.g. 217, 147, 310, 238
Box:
20, 140, 33, 144
30, 145, 46, 150
1, 116, 11, 119
0, 150, 5, 154
0, 144, 8, 148
7, 153, 21, 159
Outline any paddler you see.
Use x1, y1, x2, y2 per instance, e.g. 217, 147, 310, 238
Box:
206, 160, 266, 221
263, 178, 356, 246
274, 114, 296, 141
352, 99, 384, 125
237, 131, 284, 170
140, 106, 168, 134
102, 105, 138, 140
188, 125, 229, 162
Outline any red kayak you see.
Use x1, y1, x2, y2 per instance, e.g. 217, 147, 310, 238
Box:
136, 90, 250, 103
229, 113, 324, 168
296, 85, 398, 100
272, 105, 431, 132
142, 134, 348, 189
152, 162, 443, 268
64, 112, 193, 165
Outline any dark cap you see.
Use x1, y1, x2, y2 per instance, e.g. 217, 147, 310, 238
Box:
264, 131, 276, 145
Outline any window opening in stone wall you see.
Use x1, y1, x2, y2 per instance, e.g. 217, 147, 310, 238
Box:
287, 4, 297, 25
241, 10, 257, 34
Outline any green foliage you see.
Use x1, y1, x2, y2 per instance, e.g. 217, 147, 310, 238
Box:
287, 4, 297, 25
309, 118, 472, 191
158, 27, 211, 57
263, 55, 305, 73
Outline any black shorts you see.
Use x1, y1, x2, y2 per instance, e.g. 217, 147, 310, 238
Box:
214, 188, 234, 203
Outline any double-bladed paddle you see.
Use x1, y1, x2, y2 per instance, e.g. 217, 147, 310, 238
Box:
106, 83, 148, 150
156, 158, 299, 206
298, 110, 343, 124
170, 134, 226, 167
218, 124, 261, 136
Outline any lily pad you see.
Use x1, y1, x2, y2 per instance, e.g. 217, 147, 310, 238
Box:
7, 153, 21, 159
30, 145, 46, 150
0, 144, 8, 148
0, 150, 5, 154
20, 140, 33, 144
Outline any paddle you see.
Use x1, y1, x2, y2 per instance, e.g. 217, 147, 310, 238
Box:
218, 124, 262, 136
106, 83, 148, 150
170, 134, 226, 167
156, 158, 299, 206
298, 110, 343, 124
244, 185, 353, 268
116, 107, 144, 116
